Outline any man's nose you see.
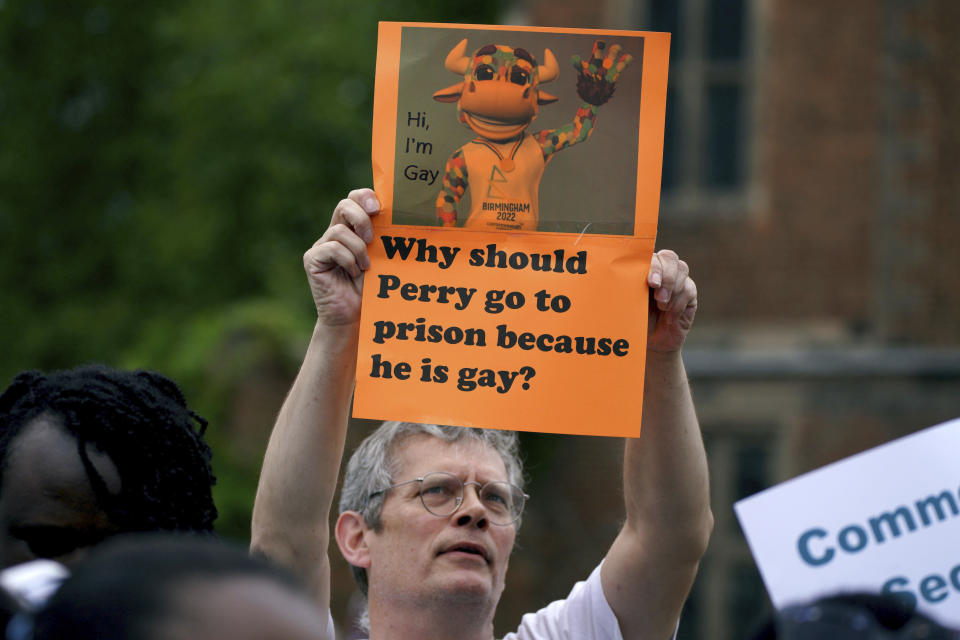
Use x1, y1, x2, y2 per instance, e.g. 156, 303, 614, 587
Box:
455, 483, 488, 528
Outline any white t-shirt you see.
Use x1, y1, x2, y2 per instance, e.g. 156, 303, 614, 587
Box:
502, 563, 679, 640
502, 563, 621, 640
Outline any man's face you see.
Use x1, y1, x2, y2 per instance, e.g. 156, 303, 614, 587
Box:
365, 435, 516, 611
0, 416, 121, 568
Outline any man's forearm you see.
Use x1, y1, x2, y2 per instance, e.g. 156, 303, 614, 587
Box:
250, 320, 359, 601
625, 349, 711, 550
600, 348, 712, 639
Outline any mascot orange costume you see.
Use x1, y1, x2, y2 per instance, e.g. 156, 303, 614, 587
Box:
434, 39, 632, 231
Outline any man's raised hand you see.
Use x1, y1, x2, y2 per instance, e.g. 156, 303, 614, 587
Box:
304, 188, 380, 326
646, 249, 697, 354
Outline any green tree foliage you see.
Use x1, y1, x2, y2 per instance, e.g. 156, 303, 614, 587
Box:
0, 0, 506, 540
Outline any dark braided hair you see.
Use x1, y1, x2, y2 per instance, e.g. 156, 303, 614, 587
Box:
0, 364, 217, 534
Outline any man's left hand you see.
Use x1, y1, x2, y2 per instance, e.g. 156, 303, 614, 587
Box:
647, 250, 697, 353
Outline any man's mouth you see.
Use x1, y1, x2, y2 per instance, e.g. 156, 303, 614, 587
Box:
440, 542, 490, 563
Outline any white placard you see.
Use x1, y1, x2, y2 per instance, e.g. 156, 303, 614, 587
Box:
735, 417, 960, 627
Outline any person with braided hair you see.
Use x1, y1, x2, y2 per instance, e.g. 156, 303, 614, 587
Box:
0, 364, 217, 568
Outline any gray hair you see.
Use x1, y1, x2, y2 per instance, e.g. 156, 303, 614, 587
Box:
338, 421, 524, 598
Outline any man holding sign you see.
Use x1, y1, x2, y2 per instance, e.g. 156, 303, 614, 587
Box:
251, 188, 712, 640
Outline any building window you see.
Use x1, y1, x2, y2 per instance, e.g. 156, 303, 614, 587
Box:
643, 0, 755, 214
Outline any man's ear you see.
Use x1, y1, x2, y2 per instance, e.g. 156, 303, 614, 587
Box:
335, 511, 371, 569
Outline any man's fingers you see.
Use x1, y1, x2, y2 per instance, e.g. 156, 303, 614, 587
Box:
308, 188, 381, 281
347, 188, 380, 215
668, 277, 698, 319
648, 253, 663, 288
647, 250, 698, 350
322, 223, 371, 269
662, 261, 690, 311
331, 199, 374, 244
649, 250, 688, 309
332, 190, 380, 244
304, 239, 365, 280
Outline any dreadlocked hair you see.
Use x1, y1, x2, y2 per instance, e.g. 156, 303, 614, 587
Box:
0, 364, 217, 533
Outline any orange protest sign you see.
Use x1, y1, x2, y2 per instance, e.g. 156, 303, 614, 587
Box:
355, 22, 669, 437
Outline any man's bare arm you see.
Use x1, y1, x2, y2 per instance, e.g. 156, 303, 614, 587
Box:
602, 250, 714, 639
250, 189, 380, 615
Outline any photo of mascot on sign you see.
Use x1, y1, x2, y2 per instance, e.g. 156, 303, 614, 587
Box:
390, 26, 647, 236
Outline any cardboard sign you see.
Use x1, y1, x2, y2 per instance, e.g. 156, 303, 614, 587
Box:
735, 417, 960, 627
353, 22, 670, 437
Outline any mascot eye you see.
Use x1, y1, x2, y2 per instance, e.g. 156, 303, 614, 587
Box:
475, 64, 495, 81
509, 67, 530, 86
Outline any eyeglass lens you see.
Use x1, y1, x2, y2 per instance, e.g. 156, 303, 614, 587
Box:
419, 472, 523, 524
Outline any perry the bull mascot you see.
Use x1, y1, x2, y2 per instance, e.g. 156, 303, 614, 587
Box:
433, 39, 632, 231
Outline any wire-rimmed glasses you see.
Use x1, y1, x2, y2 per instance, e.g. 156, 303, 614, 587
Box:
369, 471, 528, 526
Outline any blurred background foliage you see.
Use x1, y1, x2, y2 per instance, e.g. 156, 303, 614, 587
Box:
0, 0, 508, 542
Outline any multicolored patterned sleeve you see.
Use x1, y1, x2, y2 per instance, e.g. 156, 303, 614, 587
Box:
436, 148, 468, 226
534, 102, 600, 163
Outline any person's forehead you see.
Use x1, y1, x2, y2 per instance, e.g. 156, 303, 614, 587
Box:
391, 434, 508, 481
1, 416, 120, 517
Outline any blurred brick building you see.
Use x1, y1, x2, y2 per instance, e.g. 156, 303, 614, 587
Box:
466, 0, 959, 638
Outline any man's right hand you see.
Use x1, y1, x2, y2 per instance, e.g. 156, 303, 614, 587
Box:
304, 188, 380, 326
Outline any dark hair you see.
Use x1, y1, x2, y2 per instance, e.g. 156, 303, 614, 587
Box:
0, 364, 217, 533
32, 535, 302, 640
748, 592, 960, 639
